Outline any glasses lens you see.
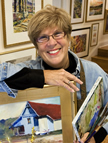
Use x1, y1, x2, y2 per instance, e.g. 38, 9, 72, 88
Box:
37, 35, 48, 43
53, 32, 64, 39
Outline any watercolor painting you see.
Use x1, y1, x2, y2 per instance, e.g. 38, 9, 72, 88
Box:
70, 28, 90, 57
2, 0, 41, 47
72, 77, 104, 140
89, 0, 103, 16
70, 0, 84, 24
71, 34, 86, 53
0, 96, 63, 143
86, 0, 105, 22
73, 0, 82, 18
12, 0, 35, 33
90, 23, 99, 46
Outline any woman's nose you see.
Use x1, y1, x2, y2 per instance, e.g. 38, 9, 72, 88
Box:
47, 35, 57, 47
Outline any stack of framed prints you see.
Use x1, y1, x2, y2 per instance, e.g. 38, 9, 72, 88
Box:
0, 85, 77, 143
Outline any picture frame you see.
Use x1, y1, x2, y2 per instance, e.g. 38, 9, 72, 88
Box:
103, 9, 108, 34
70, 0, 85, 24
0, 48, 36, 64
0, 85, 77, 143
42, 0, 62, 8
1, 0, 42, 47
90, 23, 99, 47
85, 0, 106, 22
70, 27, 90, 58
42, 0, 53, 7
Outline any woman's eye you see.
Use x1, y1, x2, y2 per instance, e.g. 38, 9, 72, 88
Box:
54, 32, 62, 37
39, 35, 48, 40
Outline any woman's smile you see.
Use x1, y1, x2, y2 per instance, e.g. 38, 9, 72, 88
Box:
47, 48, 61, 55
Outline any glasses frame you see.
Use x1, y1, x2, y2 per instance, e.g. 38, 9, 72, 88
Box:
36, 31, 65, 43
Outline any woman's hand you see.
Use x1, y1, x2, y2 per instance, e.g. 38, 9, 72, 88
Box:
73, 132, 96, 143
44, 69, 83, 93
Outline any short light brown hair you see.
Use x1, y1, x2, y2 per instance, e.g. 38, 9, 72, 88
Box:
28, 5, 72, 49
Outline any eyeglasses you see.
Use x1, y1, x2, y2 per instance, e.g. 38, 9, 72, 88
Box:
36, 31, 65, 43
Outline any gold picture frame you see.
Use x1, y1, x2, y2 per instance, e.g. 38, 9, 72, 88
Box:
103, 9, 108, 34
70, 27, 90, 58
70, 0, 85, 24
1, 0, 42, 47
0, 85, 77, 143
85, 0, 106, 22
0, 48, 36, 64
90, 23, 99, 47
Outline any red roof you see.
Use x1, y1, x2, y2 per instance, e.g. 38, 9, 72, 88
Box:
28, 101, 61, 120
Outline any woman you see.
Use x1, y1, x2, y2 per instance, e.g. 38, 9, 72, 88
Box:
0, 5, 108, 143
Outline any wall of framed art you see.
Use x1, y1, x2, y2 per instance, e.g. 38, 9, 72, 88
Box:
0, 0, 108, 61
69, 0, 108, 60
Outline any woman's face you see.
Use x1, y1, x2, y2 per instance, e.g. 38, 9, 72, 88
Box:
37, 27, 70, 69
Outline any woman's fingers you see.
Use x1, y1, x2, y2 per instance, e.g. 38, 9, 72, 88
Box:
44, 69, 83, 92
74, 132, 96, 143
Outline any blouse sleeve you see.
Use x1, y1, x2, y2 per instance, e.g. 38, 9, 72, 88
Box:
4, 67, 44, 90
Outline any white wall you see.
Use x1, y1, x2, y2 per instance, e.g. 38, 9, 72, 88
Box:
0, 0, 108, 61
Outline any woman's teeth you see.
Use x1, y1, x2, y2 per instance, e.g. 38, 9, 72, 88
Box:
49, 49, 60, 54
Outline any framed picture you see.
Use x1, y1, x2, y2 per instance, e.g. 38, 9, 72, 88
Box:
0, 85, 77, 143
70, 27, 90, 58
1, 0, 42, 47
90, 23, 99, 47
70, 0, 85, 24
103, 10, 108, 34
0, 48, 36, 64
86, 0, 106, 22
42, 0, 53, 7
42, 0, 62, 8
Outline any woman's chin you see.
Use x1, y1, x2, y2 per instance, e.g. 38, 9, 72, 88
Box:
48, 62, 62, 68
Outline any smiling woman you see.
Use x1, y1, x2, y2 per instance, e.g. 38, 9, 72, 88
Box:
0, 4, 108, 143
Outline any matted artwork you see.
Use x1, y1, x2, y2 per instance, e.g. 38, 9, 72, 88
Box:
0, 48, 36, 64
42, 0, 62, 8
70, 0, 85, 24
72, 77, 104, 140
86, 0, 106, 22
0, 85, 77, 143
103, 10, 108, 34
42, 0, 53, 7
1, 0, 42, 47
90, 23, 99, 47
70, 28, 90, 58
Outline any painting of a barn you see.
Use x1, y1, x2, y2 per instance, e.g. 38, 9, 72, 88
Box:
9, 101, 62, 136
